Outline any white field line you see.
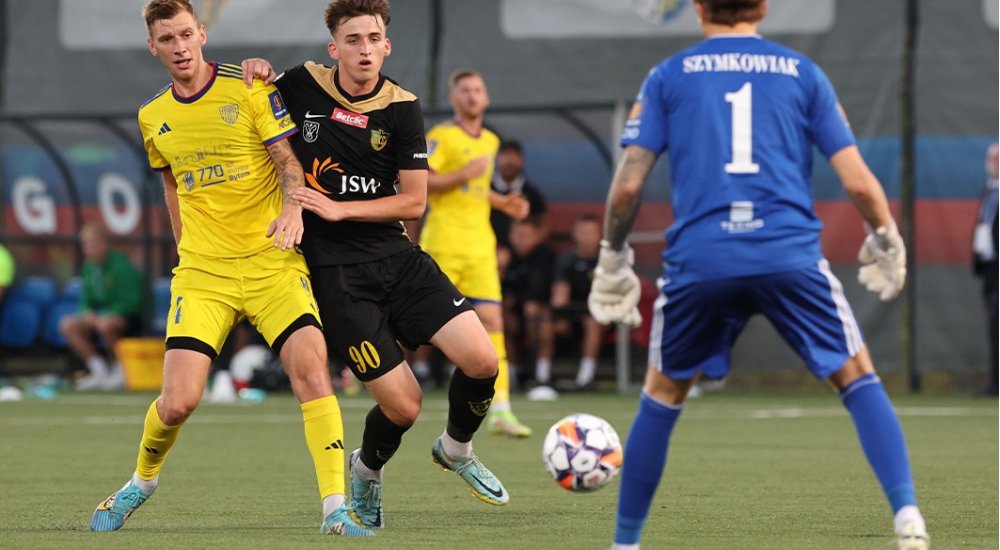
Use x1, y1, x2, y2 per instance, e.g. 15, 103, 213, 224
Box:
1, 402, 993, 427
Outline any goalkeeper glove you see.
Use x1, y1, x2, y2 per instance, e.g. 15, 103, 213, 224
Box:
588, 241, 643, 328
857, 223, 906, 301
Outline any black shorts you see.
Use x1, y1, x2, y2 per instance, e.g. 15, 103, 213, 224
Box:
311, 247, 475, 382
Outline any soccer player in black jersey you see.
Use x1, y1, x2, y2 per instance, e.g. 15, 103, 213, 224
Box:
242, 0, 510, 531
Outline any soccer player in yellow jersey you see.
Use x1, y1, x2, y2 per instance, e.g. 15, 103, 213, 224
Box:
422, 69, 532, 438
89, 0, 371, 537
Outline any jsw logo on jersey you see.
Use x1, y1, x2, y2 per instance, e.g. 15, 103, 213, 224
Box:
332, 108, 369, 129
338, 175, 381, 195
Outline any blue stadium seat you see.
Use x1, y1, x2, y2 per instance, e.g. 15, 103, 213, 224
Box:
61, 277, 83, 301
16, 277, 57, 305
42, 278, 83, 349
0, 301, 44, 349
151, 277, 172, 335
0, 277, 58, 350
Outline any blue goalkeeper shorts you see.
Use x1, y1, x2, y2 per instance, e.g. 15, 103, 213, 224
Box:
648, 259, 864, 381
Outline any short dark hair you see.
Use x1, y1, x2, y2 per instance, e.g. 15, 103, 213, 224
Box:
499, 140, 523, 155
324, 0, 391, 36
514, 214, 545, 230
448, 68, 483, 90
577, 213, 601, 225
143, 0, 197, 33
695, 0, 766, 26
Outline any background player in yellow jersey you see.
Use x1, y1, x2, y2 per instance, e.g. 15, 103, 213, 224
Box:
422, 69, 532, 438
89, 0, 371, 537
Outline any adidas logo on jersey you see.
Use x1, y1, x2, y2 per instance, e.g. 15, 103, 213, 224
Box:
157, 122, 172, 135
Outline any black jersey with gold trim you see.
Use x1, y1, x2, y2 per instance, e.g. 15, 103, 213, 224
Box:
275, 62, 428, 266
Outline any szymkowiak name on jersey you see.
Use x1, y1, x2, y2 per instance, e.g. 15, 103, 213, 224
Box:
273, 62, 429, 266
622, 36, 854, 284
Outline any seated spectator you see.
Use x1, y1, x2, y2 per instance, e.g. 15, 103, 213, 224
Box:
501, 215, 556, 388
491, 140, 547, 276
0, 241, 20, 400
60, 223, 144, 390
551, 214, 607, 390
0, 242, 13, 302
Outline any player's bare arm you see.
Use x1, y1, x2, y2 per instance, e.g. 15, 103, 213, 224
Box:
264, 138, 306, 251
831, 145, 906, 301
426, 156, 489, 193
603, 145, 656, 249
829, 145, 894, 230
289, 168, 427, 223
161, 170, 183, 244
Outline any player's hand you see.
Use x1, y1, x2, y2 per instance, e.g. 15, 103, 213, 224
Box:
267, 202, 304, 251
588, 241, 642, 328
857, 223, 906, 301
241, 58, 276, 88
499, 193, 530, 220
461, 156, 490, 181
289, 187, 345, 222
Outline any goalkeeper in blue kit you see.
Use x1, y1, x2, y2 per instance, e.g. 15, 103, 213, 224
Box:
589, 1, 928, 549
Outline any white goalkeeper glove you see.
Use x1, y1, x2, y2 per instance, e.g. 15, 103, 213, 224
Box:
588, 241, 643, 328
857, 223, 906, 302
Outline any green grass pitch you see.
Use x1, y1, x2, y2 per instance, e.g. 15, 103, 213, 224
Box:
0, 390, 996, 549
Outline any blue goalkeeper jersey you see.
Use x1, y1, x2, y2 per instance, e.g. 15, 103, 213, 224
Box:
621, 35, 856, 283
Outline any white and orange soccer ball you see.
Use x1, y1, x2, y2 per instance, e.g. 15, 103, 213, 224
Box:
542, 413, 623, 492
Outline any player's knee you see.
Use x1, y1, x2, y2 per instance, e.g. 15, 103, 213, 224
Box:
385, 396, 421, 427
288, 366, 330, 395
158, 394, 200, 425
462, 344, 498, 379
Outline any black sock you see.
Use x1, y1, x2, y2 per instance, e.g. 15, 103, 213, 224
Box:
446, 369, 497, 443
360, 405, 410, 470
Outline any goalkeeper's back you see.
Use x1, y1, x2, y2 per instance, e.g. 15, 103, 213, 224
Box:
621, 35, 857, 283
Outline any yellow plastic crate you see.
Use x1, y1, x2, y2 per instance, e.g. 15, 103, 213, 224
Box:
115, 337, 165, 391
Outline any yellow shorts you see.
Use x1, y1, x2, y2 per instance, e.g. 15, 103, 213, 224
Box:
164, 246, 320, 356
425, 249, 501, 303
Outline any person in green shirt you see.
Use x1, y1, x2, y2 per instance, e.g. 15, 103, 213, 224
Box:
0, 242, 21, 401
59, 224, 144, 390
0, 242, 14, 302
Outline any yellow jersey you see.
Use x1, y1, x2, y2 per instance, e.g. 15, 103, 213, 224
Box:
138, 62, 298, 259
420, 121, 500, 256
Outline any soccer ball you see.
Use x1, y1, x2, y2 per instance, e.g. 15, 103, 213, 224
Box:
542, 413, 623, 492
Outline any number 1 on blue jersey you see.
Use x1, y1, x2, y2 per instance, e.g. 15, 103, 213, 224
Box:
724, 82, 760, 174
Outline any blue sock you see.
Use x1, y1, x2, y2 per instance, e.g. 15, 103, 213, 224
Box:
840, 374, 917, 512
614, 393, 683, 545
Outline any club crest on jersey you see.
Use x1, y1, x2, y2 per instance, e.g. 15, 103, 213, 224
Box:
219, 104, 239, 125
182, 172, 196, 191
370, 129, 389, 151
303, 120, 320, 143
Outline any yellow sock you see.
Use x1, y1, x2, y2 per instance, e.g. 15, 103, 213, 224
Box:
301, 395, 346, 500
488, 331, 510, 404
135, 399, 182, 480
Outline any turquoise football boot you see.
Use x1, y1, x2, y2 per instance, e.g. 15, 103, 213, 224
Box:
320, 505, 376, 537
91, 479, 154, 531
349, 448, 384, 528
431, 437, 509, 506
